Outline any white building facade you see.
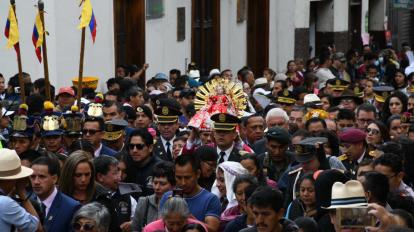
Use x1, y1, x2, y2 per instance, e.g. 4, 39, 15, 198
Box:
0, 0, 388, 90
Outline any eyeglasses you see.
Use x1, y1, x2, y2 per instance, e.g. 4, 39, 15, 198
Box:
82, 129, 101, 135
357, 118, 373, 124
340, 99, 355, 104
73, 222, 95, 231
367, 128, 380, 135
129, 143, 146, 150
338, 123, 355, 128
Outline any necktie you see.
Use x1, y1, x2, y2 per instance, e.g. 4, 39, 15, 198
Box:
219, 151, 226, 164
166, 141, 172, 160
41, 202, 47, 224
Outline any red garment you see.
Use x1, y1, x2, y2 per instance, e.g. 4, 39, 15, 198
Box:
289, 71, 304, 87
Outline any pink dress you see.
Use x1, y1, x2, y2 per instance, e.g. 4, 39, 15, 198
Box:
142, 218, 208, 232
188, 95, 235, 129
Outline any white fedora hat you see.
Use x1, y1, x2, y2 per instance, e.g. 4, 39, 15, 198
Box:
304, 94, 322, 106
254, 77, 268, 87
0, 148, 33, 180
327, 180, 367, 209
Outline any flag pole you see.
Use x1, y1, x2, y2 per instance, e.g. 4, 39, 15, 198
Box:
11, 0, 26, 103
77, 27, 85, 109
38, 0, 51, 101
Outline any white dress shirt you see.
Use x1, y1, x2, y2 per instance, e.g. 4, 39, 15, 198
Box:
38, 187, 58, 217
94, 143, 103, 158
161, 136, 175, 152
216, 143, 235, 163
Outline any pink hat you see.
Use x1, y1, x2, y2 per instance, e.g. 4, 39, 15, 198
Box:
58, 87, 75, 97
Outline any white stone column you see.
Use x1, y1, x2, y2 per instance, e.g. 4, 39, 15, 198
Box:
220, 0, 247, 73
269, 0, 296, 72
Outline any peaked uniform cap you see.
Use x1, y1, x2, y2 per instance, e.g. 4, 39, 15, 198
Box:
326, 78, 349, 91
292, 137, 327, 163
211, 113, 241, 131
276, 89, 296, 105
154, 98, 182, 123
103, 119, 128, 141
333, 90, 363, 106
373, 85, 394, 103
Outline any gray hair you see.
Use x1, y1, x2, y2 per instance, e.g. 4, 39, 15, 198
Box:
266, 108, 289, 123
160, 197, 190, 219
72, 202, 110, 232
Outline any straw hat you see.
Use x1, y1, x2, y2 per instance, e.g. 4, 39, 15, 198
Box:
327, 180, 368, 209
254, 77, 268, 88
0, 149, 33, 180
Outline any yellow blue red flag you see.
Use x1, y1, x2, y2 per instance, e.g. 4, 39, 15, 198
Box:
32, 12, 44, 63
4, 4, 20, 52
79, 0, 97, 43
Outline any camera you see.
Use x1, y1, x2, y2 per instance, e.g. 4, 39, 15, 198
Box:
172, 187, 184, 198
336, 207, 376, 228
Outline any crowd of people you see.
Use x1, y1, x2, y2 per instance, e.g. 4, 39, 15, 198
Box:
0, 43, 414, 232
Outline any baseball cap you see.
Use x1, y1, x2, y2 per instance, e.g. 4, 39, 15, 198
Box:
58, 87, 75, 97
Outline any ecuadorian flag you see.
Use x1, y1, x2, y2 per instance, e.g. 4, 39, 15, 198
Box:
79, 0, 97, 43
32, 12, 44, 63
4, 4, 19, 53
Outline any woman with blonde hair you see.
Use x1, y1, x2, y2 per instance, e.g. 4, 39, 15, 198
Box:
59, 151, 96, 204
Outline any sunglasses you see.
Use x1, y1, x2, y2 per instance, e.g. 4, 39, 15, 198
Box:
340, 99, 355, 104
367, 128, 380, 135
129, 143, 146, 150
82, 129, 101, 135
73, 222, 95, 231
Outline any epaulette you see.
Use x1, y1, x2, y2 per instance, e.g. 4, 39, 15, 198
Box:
338, 154, 348, 161
368, 150, 382, 158
288, 167, 303, 175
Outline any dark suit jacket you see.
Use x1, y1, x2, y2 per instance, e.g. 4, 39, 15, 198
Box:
219, 146, 241, 162
153, 139, 173, 161
251, 138, 267, 155
100, 144, 117, 157
42, 191, 81, 232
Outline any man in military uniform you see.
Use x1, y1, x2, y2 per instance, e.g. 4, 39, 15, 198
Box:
9, 104, 40, 155
41, 102, 66, 154
279, 137, 328, 208
258, 127, 292, 182
372, 85, 394, 116
332, 90, 363, 112
153, 98, 182, 161
338, 128, 372, 177
62, 106, 83, 148
324, 78, 349, 97
275, 89, 296, 114
103, 119, 128, 153
211, 113, 242, 163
